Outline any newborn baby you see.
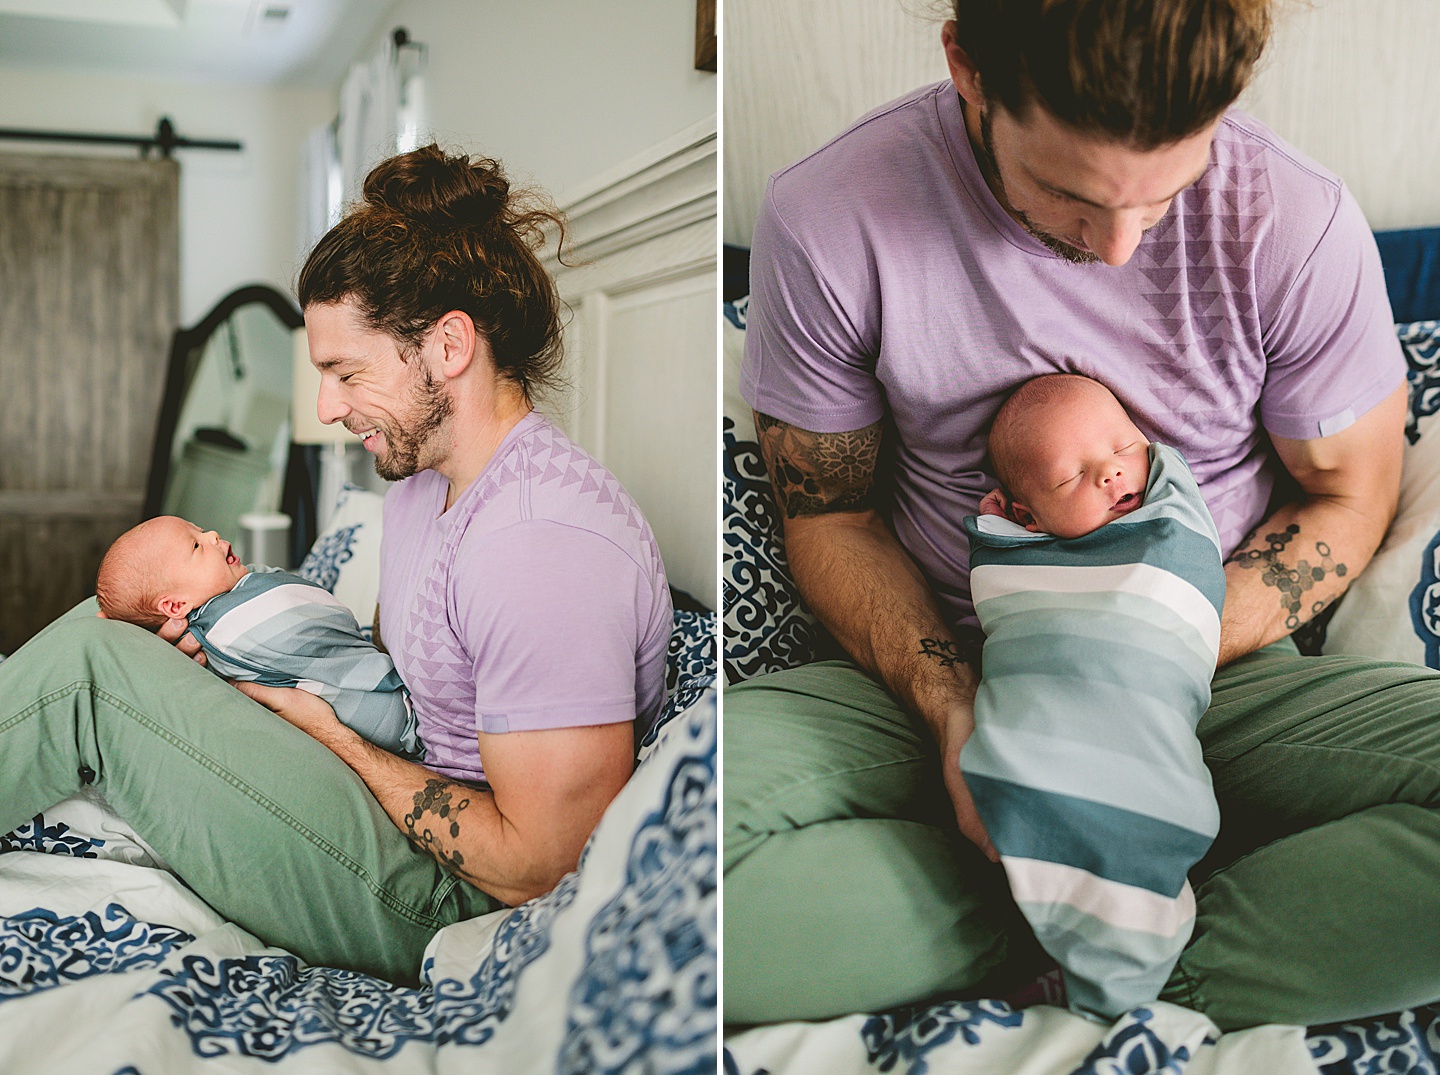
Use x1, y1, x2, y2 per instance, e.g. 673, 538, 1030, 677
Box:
96, 516, 419, 758
961, 373, 1225, 1020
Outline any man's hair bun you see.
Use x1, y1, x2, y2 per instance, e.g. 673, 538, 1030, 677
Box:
362, 143, 510, 228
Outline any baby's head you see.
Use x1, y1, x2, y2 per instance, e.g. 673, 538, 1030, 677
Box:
96, 516, 247, 628
987, 374, 1150, 538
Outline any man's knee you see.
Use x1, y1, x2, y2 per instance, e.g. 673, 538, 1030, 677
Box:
724, 661, 950, 869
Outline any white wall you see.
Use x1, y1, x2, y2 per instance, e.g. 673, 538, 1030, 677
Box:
725, 0, 1440, 245
1239, 0, 1440, 231
356, 0, 718, 202
0, 69, 333, 323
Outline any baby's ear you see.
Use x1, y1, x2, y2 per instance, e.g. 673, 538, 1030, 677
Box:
1010, 502, 1041, 531
156, 595, 191, 620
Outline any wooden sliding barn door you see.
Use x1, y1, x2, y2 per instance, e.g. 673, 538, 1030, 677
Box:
0, 155, 179, 653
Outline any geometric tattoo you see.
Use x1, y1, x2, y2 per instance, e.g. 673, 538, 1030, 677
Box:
918, 637, 965, 668
753, 412, 882, 518
1226, 523, 1348, 630
403, 778, 471, 878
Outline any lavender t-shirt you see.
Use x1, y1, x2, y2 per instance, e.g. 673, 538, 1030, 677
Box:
377, 412, 672, 783
742, 82, 1404, 629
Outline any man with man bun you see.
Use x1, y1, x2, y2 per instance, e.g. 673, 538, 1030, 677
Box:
726, 0, 1432, 1030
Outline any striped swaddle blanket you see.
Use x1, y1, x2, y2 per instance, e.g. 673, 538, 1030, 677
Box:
188, 568, 420, 758
960, 443, 1225, 1020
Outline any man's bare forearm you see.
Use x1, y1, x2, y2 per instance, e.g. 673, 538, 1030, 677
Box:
1219, 386, 1406, 666
755, 410, 978, 732
786, 510, 979, 737
316, 724, 557, 906
1219, 495, 1385, 665
755, 410, 994, 855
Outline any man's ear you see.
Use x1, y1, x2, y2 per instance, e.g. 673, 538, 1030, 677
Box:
431, 310, 478, 380
941, 20, 984, 107
156, 595, 191, 620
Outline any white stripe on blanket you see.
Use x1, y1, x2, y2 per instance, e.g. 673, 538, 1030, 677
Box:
970, 562, 1220, 658
203, 583, 349, 649
1004, 857, 1197, 937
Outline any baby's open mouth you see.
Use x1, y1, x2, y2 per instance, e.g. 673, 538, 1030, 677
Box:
1112, 492, 1139, 512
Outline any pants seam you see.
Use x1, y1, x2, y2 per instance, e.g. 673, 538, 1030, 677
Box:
726, 755, 930, 829
1209, 737, 1440, 787
8, 679, 450, 932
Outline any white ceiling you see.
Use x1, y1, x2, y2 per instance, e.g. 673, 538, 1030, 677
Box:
0, 0, 398, 86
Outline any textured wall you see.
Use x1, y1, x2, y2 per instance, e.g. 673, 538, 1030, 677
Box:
1239, 0, 1440, 231
724, 0, 1440, 245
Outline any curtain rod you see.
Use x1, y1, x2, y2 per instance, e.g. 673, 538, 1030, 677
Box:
0, 116, 241, 159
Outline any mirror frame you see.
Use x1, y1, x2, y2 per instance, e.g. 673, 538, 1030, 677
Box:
142, 283, 304, 523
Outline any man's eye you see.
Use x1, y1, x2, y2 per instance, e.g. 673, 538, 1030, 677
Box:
340, 374, 354, 384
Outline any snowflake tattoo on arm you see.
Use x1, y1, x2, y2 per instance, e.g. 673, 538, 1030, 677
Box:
754, 412, 882, 518
1226, 523, 1348, 629
404, 778, 472, 878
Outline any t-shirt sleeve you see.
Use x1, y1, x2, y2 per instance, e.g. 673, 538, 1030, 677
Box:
454, 520, 651, 735
1260, 185, 1405, 441
739, 177, 888, 433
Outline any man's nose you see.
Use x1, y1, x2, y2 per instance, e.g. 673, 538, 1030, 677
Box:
1082, 211, 1147, 267
315, 377, 350, 426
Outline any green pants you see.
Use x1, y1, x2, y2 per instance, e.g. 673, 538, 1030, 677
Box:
724, 643, 1440, 1030
0, 601, 499, 985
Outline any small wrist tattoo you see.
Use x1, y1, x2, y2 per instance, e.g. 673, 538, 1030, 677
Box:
919, 637, 964, 668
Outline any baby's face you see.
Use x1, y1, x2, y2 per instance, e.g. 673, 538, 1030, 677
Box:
1009, 394, 1150, 539
153, 517, 247, 617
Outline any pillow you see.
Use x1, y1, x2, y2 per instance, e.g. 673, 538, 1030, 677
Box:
641, 608, 717, 760
721, 298, 838, 684
1321, 321, 1440, 665
297, 483, 385, 635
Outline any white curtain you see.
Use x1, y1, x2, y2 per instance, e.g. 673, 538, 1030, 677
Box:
337, 37, 401, 209
298, 37, 427, 263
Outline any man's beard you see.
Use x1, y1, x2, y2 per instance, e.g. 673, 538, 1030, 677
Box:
976, 107, 1101, 266
372, 362, 455, 481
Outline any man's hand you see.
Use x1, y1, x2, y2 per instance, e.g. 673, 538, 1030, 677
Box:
156, 616, 207, 667
935, 701, 998, 861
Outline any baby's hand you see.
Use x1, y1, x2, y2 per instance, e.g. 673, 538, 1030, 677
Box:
978, 488, 1012, 518
156, 616, 207, 667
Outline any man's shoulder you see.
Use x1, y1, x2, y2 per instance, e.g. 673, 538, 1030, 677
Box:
1195, 110, 1348, 256
766, 81, 956, 215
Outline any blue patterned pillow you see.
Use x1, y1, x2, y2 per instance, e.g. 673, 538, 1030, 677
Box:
643, 609, 717, 758
298, 484, 384, 639
722, 299, 838, 684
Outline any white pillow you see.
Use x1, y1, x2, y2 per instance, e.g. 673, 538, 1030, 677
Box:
1322, 321, 1440, 666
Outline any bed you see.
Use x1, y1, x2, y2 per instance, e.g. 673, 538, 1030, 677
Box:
0, 485, 718, 1073
721, 231, 1440, 1075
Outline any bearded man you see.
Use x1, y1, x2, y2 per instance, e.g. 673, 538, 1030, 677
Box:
725, 0, 1434, 1030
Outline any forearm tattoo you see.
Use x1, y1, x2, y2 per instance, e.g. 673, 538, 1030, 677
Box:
753, 412, 882, 518
1226, 522, 1348, 630
918, 637, 965, 668
404, 778, 472, 878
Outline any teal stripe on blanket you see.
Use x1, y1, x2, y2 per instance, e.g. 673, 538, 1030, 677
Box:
969, 515, 1225, 614
980, 630, 1213, 721
966, 772, 1213, 896
962, 722, 1218, 836
975, 590, 1217, 669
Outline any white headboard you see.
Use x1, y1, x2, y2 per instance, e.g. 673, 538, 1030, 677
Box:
546, 116, 718, 609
